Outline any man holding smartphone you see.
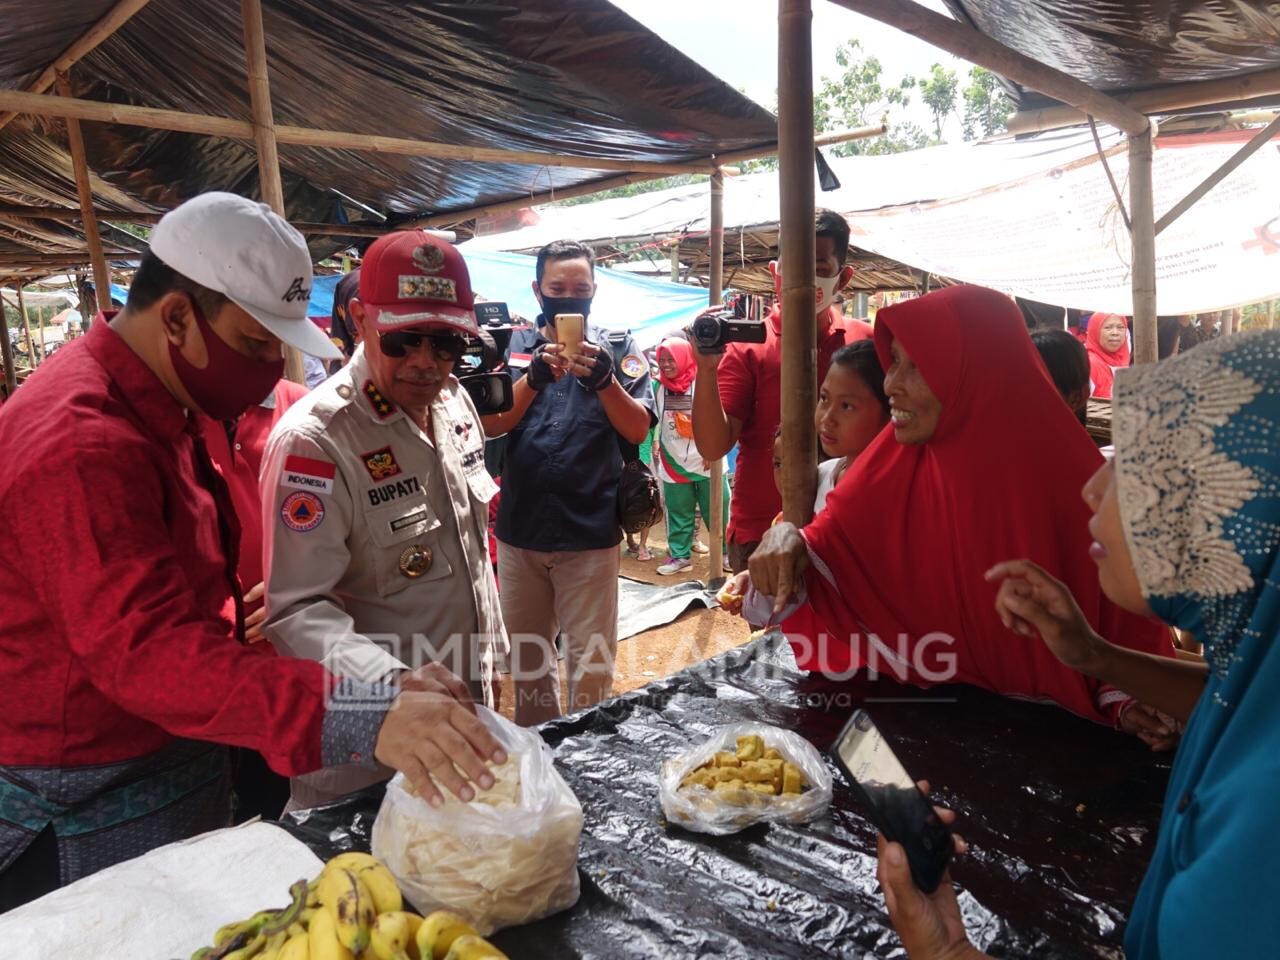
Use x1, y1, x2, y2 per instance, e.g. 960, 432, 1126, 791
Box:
482, 239, 656, 725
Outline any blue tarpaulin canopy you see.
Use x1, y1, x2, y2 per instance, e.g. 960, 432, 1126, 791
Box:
310, 249, 713, 351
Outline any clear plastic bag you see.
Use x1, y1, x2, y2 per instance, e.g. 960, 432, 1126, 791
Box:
658, 722, 834, 835
371, 707, 583, 935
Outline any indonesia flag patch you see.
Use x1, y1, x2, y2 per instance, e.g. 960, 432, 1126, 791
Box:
508, 352, 532, 369
281, 454, 336, 495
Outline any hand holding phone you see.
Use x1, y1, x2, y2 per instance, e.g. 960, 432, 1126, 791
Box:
554, 312, 585, 361
830, 709, 953, 893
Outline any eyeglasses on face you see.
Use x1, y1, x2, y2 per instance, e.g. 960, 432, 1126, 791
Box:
378, 330, 468, 360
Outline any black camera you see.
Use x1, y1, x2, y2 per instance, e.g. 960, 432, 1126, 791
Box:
456, 302, 515, 415
690, 307, 767, 351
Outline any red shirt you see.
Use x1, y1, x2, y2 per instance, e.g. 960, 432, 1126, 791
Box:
719, 305, 873, 543
199, 380, 309, 610
0, 319, 328, 772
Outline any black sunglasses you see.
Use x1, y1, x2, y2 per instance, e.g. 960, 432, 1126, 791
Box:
379, 330, 468, 360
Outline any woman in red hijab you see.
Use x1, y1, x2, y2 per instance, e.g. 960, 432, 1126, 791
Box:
747, 286, 1174, 734
1084, 312, 1131, 399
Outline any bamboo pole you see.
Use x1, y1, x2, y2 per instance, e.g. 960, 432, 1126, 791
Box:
1129, 128, 1158, 365
241, 0, 286, 214
669, 240, 680, 282
0, 89, 713, 177
56, 77, 112, 318
0, 252, 136, 269
1269, 299, 1277, 331
827, 0, 1148, 136
1155, 114, 1280, 235
0, 206, 409, 239
0, 0, 153, 134
38, 297, 47, 361
1, 292, 17, 397
778, 0, 818, 526
1007, 66, 1280, 136
239, 0, 303, 384
709, 122, 887, 167
16, 285, 36, 368
707, 169, 726, 583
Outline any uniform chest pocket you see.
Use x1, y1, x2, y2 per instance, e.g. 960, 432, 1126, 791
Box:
365, 495, 453, 597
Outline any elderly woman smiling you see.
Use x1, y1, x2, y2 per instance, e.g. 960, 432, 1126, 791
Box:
747, 285, 1175, 738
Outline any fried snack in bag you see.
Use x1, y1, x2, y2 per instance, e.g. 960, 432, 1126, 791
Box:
659, 723, 833, 835
372, 707, 583, 935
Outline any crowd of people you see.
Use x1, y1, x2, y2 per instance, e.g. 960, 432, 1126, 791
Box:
0, 191, 1275, 958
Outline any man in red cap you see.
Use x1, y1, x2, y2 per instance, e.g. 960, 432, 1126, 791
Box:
0, 195, 505, 907
261, 229, 506, 809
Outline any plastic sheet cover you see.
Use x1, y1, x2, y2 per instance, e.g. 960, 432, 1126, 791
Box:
280, 635, 1169, 958
944, 1, 1280, 107
0, 0, 776, 253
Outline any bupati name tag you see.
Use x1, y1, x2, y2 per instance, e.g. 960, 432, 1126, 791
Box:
367, 475, 423, 507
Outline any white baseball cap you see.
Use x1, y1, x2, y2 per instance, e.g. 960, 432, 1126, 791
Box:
150, 192, 340, 360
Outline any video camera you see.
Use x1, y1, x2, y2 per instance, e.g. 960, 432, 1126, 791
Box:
689, 297, 766, 351
456, 302, 516, 415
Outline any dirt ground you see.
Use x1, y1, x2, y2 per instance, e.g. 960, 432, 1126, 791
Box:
495, 519, 752, 721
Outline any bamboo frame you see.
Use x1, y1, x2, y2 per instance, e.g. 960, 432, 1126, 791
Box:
0, 89, 716, 177
0, 0, 153, 134
1, 293, 17, 395
241, 0, 286, 214
1154, 114, 1280, 235
778, 0, 818, 526
1007, 66, 1280, 136
827, 0, 1149, 135
16, 285, 36, 367
238, 0, 303, 384
707, 169, 726, 582
1128, 128, 1157, 365
56, 77, 112, 317
0, 206, 417, 239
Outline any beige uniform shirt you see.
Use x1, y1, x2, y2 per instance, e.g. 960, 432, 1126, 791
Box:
261, 346, 506, 806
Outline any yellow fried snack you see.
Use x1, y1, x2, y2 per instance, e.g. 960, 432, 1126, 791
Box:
679, 736, 808, 799
782, 763, 805, 795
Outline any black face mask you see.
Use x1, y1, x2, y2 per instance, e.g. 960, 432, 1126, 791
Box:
537, 294, 593, 328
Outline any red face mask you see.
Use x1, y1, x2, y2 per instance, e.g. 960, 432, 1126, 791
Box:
169, 300, 284, 420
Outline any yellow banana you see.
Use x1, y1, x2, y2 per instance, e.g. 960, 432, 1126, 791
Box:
308, 907, 354, 960
353, 860, 403, 915
416, 911, 478, 960
259, 929, 288, 960
277, 930, 310, 960
320, 851, 380, 882
316, 867, 373, 956
442, 934, 509, 960
369, 911, 421, 960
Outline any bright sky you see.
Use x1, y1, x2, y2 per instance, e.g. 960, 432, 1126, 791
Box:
610, 0, 972, 139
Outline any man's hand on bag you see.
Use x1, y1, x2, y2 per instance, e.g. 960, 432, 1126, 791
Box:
374, 663, 507, 808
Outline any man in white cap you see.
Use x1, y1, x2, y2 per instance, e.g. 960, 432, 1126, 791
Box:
0, 194, 505, 908
261, 229, 507, 810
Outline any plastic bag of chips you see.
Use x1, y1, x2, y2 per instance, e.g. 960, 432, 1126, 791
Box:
659, 722, 833, 835
372, 707, 582, 934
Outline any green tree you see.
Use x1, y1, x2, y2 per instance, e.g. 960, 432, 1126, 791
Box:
961, 66, 1015, 140
918, 63, 958, 141
813, 39, 927, 157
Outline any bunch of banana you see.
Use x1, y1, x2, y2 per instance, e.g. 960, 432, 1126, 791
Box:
188, 853, 509, 960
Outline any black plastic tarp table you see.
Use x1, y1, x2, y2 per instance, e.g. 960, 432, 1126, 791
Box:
279, 635, 1169, 958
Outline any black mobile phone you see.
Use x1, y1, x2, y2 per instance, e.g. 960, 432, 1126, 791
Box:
830, 709, 953, 893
